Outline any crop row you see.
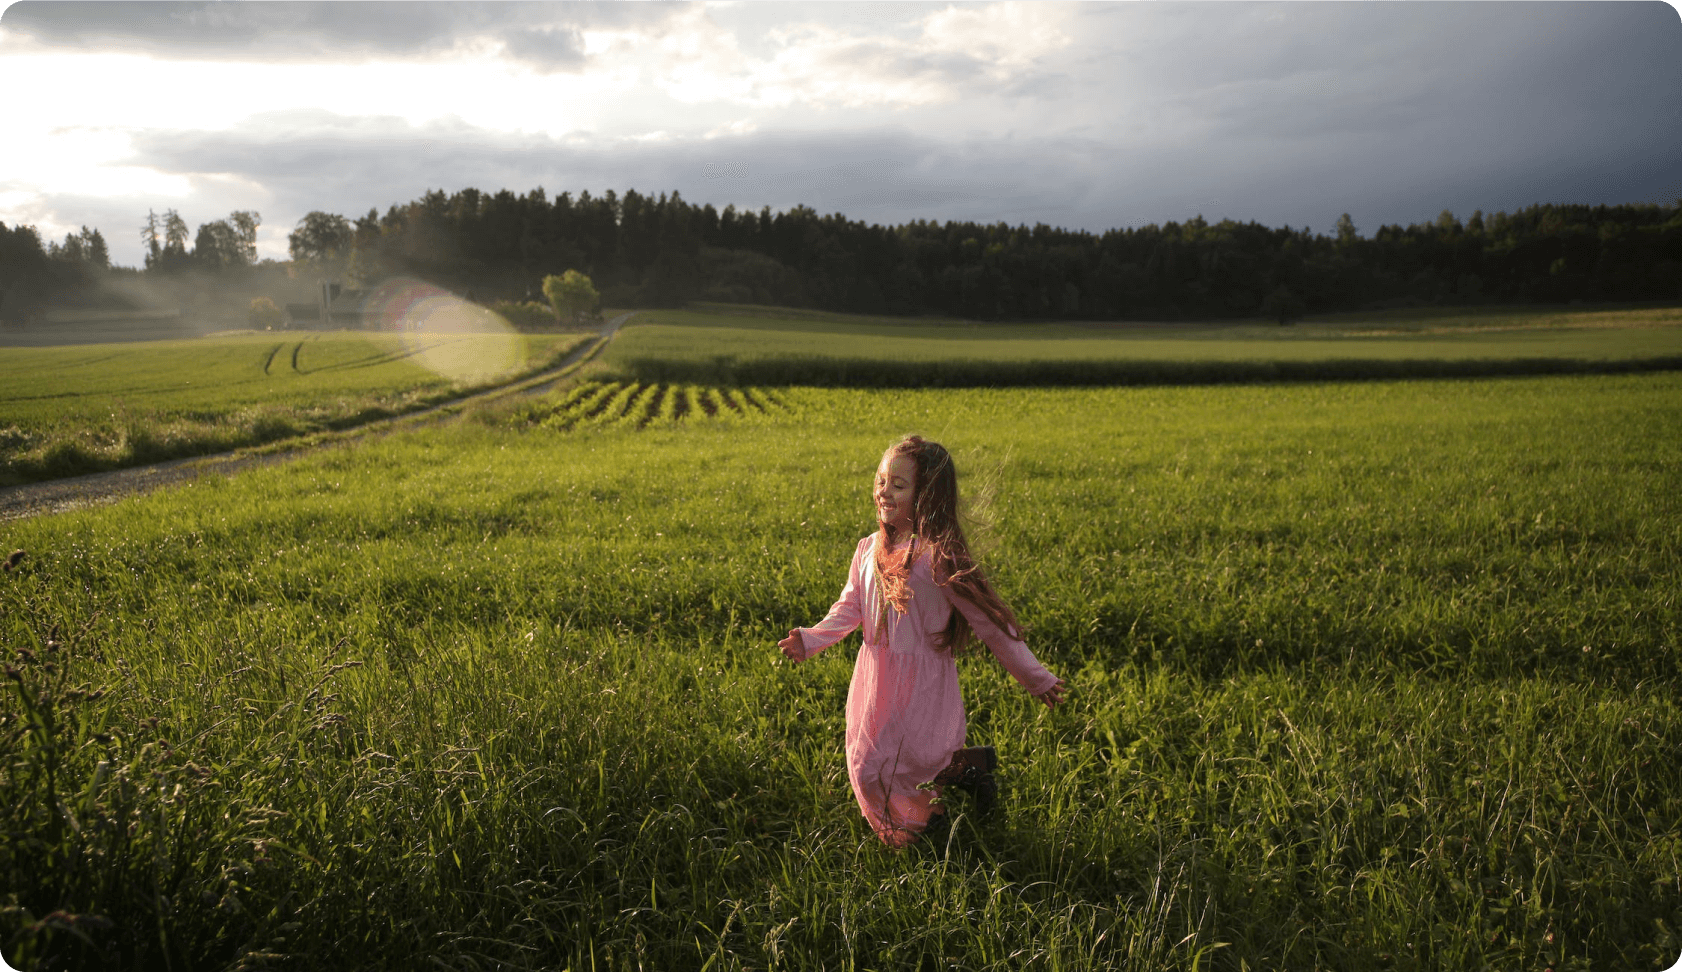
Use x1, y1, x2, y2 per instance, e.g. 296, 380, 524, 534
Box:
2, 373, 1680, 969
523, 381, 787, 432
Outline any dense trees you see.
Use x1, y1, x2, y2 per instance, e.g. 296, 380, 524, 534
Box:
140, 209, 191, 271
48, 226, 109, 268
3, 191, 1679, 326
136, 208, 261, 274
294, 188, 1681, 320
193, 211, 260, 270
288, 211, 352, 272
0, 223, 117, 321
1, 209, 280, 324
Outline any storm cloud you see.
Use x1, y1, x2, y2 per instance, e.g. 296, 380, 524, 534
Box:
4, 1, 1679, 267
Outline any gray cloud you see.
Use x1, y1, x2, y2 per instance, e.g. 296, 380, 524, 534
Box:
14, 1, 1681, 267
0, 1, 671, 71
499, 25, 585, 73
111, 98, 1677, 256
65, 115, 1682, 267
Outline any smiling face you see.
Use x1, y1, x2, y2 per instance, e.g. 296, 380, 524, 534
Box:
874, 453, 917, 533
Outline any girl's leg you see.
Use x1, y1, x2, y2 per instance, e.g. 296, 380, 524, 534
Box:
931, 746, 999, 814
931, 745, 997, 784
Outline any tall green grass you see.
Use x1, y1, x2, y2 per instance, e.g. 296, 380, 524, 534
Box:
0, 332, 588, 486
601, 306, 1682, 387
2, 373, 1679, 969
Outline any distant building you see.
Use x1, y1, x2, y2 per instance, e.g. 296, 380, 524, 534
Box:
285, 283, 374, 329
284, 303, 321, 327
326, 289, 373, 327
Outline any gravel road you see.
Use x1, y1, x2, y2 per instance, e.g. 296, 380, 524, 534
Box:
0, 312, 632, 522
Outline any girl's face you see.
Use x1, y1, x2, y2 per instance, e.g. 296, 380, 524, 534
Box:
875, 453, 916, 532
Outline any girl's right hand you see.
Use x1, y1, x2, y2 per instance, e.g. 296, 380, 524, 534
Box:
777, 630, 806, 662
1036, 679, 1068, 707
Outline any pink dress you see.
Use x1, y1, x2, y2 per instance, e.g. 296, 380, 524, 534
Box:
796, 534, 1060, 847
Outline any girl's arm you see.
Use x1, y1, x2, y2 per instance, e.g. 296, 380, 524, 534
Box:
944, 587, 1064, 702
781, 537, 869, 662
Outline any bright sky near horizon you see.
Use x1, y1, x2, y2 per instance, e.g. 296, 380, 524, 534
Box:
1, 0, 1679, 268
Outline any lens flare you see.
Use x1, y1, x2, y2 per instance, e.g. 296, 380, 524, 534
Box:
360, 277, 520, 383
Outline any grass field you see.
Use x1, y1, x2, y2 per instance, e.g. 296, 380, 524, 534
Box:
0, 330, 590, 486
601, 304, 1682, 387
3, 369, 1679, 970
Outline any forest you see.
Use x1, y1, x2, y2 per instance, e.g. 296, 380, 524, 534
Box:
3, 188, 1680, 325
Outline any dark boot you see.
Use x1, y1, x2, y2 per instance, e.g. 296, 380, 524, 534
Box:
931, 745, 997, 785
932, 746, 999, 815
920, 810, 952, 847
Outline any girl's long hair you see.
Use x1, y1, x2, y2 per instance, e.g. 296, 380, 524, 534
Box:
873, 435, 1022, 655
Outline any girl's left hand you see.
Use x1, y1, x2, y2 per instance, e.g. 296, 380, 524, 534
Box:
1037, 679, 1068, 707
777, 630, 806, 662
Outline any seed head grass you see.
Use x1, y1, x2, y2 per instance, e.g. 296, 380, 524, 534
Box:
2, 372, 1679, 969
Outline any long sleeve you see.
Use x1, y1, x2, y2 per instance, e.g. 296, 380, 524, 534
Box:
945, 586, 1060, 696
796, 537, 870, 660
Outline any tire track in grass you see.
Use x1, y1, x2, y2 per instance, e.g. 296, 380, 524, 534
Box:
312, 334, 494, 372
0, 315, 630, 520
261, 343, 284, 376
290, 340, 304, 373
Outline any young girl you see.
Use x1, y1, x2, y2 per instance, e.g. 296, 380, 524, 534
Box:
777, 435, 1067, 848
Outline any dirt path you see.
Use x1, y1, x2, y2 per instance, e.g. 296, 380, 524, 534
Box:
0, 313, 633, 523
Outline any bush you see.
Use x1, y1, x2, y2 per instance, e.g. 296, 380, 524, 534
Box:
248, 297, 285, 330
489, 300, 559, 331
543, 270, 601, 323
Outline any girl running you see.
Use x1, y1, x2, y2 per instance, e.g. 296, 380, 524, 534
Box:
777, 435, 1067, 848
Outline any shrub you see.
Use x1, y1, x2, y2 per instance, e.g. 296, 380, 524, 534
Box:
543, 270, 601, 323
489, 300, 559, 331
248, 296, 285, 330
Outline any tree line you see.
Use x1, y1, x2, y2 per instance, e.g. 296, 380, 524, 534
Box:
281, 189, 1682, 320
4, 191, 1680, 324
0, 223, 113, 318
0, 208, 279, 323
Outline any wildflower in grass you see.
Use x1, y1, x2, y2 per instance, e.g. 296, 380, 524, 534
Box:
777, 434, 1067, 848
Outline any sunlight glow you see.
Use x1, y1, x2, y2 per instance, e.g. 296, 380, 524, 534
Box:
361, 278, 522, 383
1, 127, 192, 198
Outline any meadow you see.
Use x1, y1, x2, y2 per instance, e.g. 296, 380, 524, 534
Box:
2, 366, 1679, 970
0, 330, 590, 486
601, 304, 1682, 387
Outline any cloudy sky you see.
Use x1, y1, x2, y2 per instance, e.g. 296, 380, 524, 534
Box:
2, 1, 1679, 268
